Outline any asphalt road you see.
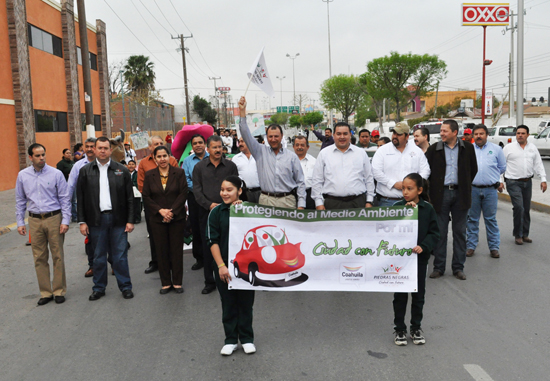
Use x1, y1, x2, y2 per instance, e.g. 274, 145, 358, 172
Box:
1, 142, 549, 380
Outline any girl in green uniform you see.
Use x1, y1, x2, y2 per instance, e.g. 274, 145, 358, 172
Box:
206, 175, 256, 356
392, 173, 440, 346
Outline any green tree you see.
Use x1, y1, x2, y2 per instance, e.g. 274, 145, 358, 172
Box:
354, 95, 379, 127
192, 95, 217, 125
319, 74, 366, 123
271, 112, 289, 126
361, 52, 447, 122
302, 111, 324, 127
123, 55, 156, 94
289, 115, 302, 127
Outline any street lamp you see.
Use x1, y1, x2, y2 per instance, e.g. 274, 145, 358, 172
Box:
276, 76, 286, 108
322, 0, 334, 128
286, 53, 300, 105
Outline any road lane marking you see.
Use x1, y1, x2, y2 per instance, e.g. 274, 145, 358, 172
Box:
464, 364, 495, 381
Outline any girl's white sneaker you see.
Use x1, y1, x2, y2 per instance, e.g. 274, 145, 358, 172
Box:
242, 343, 256, 354
220, 344, 238, 356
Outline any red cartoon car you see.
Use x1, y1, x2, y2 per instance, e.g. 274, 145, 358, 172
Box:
233, 225, 306, 286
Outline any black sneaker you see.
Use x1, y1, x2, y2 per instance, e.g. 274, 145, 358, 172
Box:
394, 331, 407, 346
410, 329, 426, 345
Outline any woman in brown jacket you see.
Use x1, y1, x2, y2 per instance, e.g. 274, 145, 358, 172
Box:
142, 146, 189, 294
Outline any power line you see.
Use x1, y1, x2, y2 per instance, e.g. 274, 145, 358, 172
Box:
102, 0, 183, 80
137, 0, 172, 36
169, 0, 192, 34
153, 0, 179, 35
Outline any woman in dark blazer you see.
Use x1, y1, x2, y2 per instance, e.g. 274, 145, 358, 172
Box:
142, 146, 189, 294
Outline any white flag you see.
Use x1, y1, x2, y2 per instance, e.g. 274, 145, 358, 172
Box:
247, 47, 275, 98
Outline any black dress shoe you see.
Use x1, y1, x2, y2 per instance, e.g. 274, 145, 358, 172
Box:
89, 291, 105, 301
201, 285, 216, 294
122, 290, 134, 299
37, 297, 54, 306
174, 287, 184, 294
54, 296, 65, 304
191, 262, 204, 271
144, 265, 158, 274
159, 287, 172, 295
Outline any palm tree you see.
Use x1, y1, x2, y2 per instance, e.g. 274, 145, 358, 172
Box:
123, 55, 156, 94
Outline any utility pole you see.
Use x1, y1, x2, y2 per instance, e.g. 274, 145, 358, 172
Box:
517, 0, 524, 126
119, 70, 127, 132
173, 34, 193, 124
504, 11, 516, 119
276, 76, 285, 108
76, 0, 94, 136
433, 81, 440, 118
209, 76, 221, 126
286, 53, 300, 105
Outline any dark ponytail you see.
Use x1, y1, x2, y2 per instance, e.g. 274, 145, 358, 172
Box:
403, 173, 430, 202
223, 175, 248, 202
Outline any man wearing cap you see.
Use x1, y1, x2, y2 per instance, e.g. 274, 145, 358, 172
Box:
372, 122, 430, 207
124, 142, 136, 163
466, 124, 506, 259
462, 128, 473, 143
426, 120, 478, 281
370, 130, 380, 145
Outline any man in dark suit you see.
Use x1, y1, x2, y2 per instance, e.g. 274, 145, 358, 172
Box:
425, 119, 478, 281
193, 135, 238, 294
77, 136, 135, 301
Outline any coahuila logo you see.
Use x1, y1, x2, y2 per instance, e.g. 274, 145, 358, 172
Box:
340, 263, 366, 283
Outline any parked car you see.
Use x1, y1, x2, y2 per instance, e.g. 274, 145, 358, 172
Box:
531, 127, 550, 156
413, 122, 443, 143
537, 120, 550, 134
487, 125, 516, 147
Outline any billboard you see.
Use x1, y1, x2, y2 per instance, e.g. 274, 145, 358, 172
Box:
485, 90, 493, 116
462, 3, 510, 26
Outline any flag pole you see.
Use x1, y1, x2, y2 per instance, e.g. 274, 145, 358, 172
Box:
244, 73, 254, 97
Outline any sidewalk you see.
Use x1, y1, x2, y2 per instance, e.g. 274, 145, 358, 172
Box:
498, 177, 550, 214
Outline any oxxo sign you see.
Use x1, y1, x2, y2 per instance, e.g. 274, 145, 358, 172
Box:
462, 3, 510, 26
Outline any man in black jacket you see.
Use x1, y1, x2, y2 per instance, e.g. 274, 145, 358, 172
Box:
77, 136, 135, 301
425, 120, 477, 281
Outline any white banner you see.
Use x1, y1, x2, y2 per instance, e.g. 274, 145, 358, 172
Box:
130, 131, 149, 150
228, 203, 419, 292
247, 47, 276, 98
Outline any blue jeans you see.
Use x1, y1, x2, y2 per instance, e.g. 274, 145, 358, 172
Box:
71, 189, 78, 221
378, 196, 401, 207
89, 213, 132, 293
433, 189, 468, 274
467, 186, 500, 251
505, 179, 532, 238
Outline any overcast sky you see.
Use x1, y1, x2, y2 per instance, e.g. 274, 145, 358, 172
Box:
84, 0, 550, 109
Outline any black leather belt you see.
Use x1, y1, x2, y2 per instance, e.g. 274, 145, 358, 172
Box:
510, 177, 533, 182
29, 210, 61, 219
261, 191, 292, 198
101, 210, 113, 214
444, 185, 458, 190
473, 184, 496, 189
324, 194, 362, 202
248, 187, 261, 192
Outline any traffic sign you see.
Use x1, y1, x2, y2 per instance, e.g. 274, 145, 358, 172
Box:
217, 87, 230, 92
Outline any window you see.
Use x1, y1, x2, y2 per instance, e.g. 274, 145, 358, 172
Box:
81, 114, 102, 131
35, 110, 68, 132
426, 123, 442, 134
488, 128, 496, 136
28, 24, 63, 58
499, 127, 516, 136
76, 47, 98, 71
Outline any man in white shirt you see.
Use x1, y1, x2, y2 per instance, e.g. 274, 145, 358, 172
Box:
293, 135, 316, 209
503, 125, 547, 245
221, 130, 233, 150
372, 122, 430, 207
232, 137, 261, 203
311, 122, 376, 210
413, 127, 430, 153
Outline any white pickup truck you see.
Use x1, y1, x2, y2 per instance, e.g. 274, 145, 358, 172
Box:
487, 125, 516, 148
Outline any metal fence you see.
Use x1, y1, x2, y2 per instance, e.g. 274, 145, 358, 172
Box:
111, 98, 175, 134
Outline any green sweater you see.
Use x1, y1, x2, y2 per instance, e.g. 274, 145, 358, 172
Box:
206, 202, 231, 262
393, 198, 440, 263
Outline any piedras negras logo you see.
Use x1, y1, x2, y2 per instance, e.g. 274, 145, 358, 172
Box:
340, 263, 366, 283
231, 225, 308, 288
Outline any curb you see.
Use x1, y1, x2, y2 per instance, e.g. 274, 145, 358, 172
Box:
498, 193, 550, 215
0, 221, 22, 237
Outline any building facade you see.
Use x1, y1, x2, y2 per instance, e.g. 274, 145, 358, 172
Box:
0, 0, 110, 190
